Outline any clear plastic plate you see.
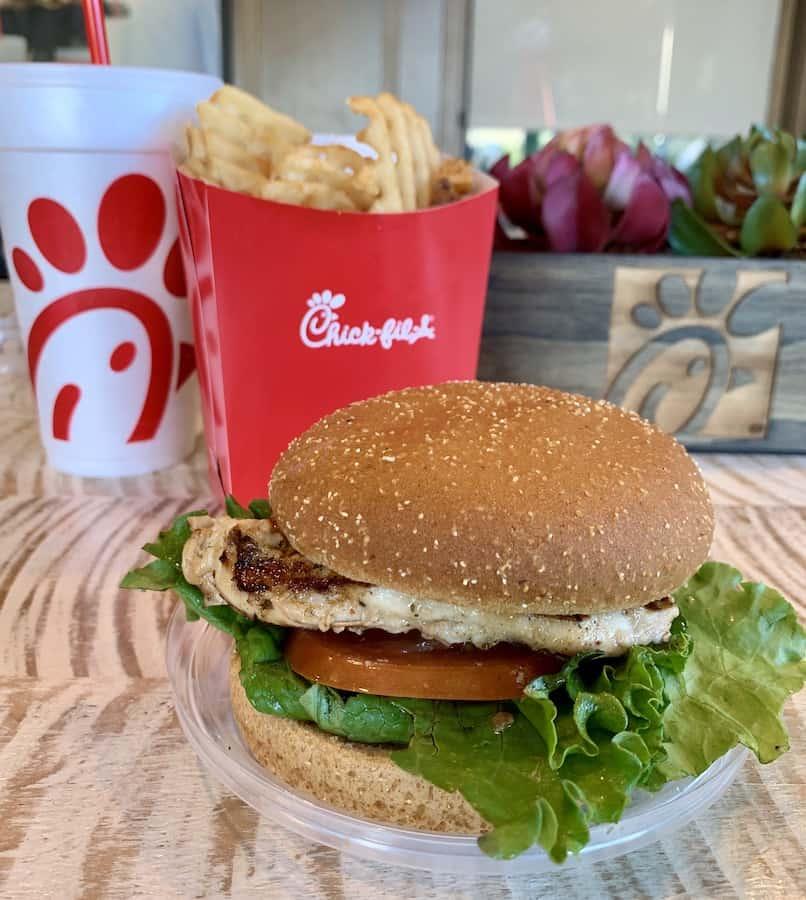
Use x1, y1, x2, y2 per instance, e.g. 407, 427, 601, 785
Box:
165, 606, 746, 874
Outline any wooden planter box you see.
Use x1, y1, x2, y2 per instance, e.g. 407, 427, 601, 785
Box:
479, 253, 806, 452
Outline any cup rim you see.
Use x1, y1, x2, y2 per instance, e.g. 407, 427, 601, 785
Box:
0, 62, 220, 94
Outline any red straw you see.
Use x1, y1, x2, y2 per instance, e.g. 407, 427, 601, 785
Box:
81, 0, 111, 65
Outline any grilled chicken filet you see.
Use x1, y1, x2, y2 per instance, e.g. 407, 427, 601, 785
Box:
182, 515, 678, 656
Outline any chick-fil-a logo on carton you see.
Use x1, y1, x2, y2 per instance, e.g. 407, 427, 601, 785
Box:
300, 290, 436, 350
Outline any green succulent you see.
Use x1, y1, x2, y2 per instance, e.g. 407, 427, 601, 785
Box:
670, 126, 806, 257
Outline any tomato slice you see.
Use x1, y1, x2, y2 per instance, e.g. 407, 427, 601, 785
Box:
285, 629, 564, 700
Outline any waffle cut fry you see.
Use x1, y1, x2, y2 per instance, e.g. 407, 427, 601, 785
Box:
348, 93, 443, 212
180, 83, 474, 213
431, 157, 475, 206
275, 144, 380, 212
182, 86, 310, 195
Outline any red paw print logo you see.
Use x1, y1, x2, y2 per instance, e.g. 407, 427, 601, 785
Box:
10, 174, 195, 442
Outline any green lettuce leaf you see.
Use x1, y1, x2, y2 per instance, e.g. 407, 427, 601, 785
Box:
121, 500, 272, 633
224, 495, 273, 519
140, 507, 207, 566
300, 683, 414, 744
120, 502, 415, 742
120, 507, 232, 629
123, 508, 805, 865
120, 558, 181, 592
393, 702, 588, 861
391, 637, 686, 863
225, 496, 252, 518
234, 622, 415, 741
392, 565, 805, 862
661, 562, 806, 777
237, 656, 311, 720
248, 499, 273, 519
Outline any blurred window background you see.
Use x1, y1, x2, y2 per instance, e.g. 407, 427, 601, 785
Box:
0, 1, 803, 154
466, 0, 803, 169
223, 1, 805, 169
226, 0, 468, 153
0, 0, 803, 251
0, 0, 221, 72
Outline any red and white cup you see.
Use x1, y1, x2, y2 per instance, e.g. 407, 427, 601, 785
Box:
176, 164, 498, 501
0, 64, 220, 477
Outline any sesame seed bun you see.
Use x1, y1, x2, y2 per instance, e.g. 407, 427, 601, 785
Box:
270, 382, 714, 616
230, 654, 486, 833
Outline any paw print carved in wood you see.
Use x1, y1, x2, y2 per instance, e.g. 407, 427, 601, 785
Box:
605, 267, 785, 440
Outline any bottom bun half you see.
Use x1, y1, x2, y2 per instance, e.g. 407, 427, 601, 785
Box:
229, 654, 486, 835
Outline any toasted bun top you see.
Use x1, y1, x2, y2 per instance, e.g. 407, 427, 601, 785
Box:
270, 382, 714, 615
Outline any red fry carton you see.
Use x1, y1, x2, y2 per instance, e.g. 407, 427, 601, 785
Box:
176, 171, 498, 500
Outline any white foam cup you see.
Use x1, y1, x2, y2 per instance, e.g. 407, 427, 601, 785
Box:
0, 64, 220, 476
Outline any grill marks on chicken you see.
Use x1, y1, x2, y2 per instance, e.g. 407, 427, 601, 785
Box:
232, 530, 355, 595
181, 515, 680, 656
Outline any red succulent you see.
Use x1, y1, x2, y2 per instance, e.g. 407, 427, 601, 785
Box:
492, 125, 691, 253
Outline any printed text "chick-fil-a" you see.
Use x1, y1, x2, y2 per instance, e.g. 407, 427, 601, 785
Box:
300, 291, 436, 350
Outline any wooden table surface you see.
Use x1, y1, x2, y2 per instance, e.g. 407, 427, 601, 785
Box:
0, 284, 804, 899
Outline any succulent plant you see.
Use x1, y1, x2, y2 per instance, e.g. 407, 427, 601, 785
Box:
670, 127, 806, 257
491, 125, 690, 253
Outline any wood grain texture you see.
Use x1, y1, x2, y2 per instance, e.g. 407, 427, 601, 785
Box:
607, 267, 784, 440
1, 681, 803, 900
480, 253, 806, 452
0, 321, 802, 897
